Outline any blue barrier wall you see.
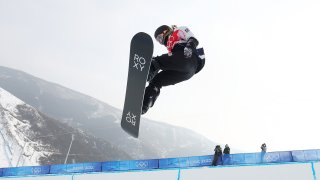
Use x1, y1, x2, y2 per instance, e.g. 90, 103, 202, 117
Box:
159, 155, 213, 168
50, 162, 102, 174
1, 166, 50, 177
292, 150, 320, 162
0, 149, 319, 177
102, 159, 158, 171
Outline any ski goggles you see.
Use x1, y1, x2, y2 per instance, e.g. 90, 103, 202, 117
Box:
156, 30, 171, 45
156, 33, 165, 45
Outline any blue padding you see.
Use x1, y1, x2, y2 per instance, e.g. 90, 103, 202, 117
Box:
102, 159, 158, 171
198, 155, 214, 166
292, 150, 306, 162
263, 151, 293, 163
263, 152, 281, 163
292, 150, 320, 162
227, 151, 294, 165
1, 149, 319, 177
244, 153, 262, 164
303, 150, 319, 161
230, 154, 245, 165
228, 153, 263, 165
159, 158, 181, 168
222, 154, 232, 165
177, 157, 189, 168
187, 156, 202, 167
278, 151, 293, 162
159, 156, 213, 168
186, 156, 213, 167
102, 161, 120, 171
50, 162, 101, 174
130, 159, 158, 170
2, 165, 50, 177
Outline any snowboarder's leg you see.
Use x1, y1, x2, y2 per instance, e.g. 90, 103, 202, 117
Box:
142, 83, 160, 114
147, 58, 161, 82
155, 70, 194, 87
155, 51, 199, 73
142, 51, 198, 114
142, 70, 195, 114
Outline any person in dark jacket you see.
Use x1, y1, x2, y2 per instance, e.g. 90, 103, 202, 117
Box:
261, 143, 267, 152
142, 25, 205, 114
260, 143, 267, 163
223, 144, 230, 154
212, 145, 223, 166
222, 144, 231, 165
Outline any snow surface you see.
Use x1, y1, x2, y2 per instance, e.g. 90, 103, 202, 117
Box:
0, 87, 25, 113
0, 87, 45, 168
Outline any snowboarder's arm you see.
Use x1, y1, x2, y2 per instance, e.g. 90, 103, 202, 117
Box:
186, 37, 199, 49
177, 26, 199, 49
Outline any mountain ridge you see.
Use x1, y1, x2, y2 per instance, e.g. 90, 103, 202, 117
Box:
0, 65, 215, 163
0, 87, 130, 168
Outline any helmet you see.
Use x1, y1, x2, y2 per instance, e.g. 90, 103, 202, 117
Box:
154, 25, 173, 45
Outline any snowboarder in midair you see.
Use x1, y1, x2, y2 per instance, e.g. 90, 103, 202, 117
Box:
142, 25, 205, 114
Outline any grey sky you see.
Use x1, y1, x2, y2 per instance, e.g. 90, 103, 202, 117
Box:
1, 0, 320, 152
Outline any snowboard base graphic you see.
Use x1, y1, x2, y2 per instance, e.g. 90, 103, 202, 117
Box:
121, 32, 154, 138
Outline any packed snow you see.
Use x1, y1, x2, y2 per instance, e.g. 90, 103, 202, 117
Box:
0, 87, 45, 168
0, 88, 25, 114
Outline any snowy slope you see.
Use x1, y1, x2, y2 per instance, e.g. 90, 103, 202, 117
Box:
0, 66, 216, 161
0, 87, 130, 168
0, 88, 48, 167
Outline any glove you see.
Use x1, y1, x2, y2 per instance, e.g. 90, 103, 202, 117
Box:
184, 46, 193, 58
184, 37, 199, 58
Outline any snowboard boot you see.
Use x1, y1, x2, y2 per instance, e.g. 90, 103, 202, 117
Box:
141, 85, 160, 114
147, 57, 160, 82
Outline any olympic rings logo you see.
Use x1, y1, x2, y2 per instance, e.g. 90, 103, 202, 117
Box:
136, 161, 148, 168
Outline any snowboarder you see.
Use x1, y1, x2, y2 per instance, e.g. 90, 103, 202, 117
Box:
142, 25, 205, 114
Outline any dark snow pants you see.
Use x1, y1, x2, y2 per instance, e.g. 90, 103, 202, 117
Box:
149, 50, 199, 89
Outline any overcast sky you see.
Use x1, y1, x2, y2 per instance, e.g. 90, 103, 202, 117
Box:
1, 0, 320, 153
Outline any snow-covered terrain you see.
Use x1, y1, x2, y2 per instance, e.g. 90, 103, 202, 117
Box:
0, 87, 24, 113
0, 88, 48, 167
0, 87, 130, 168
0, 66, 216, 168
